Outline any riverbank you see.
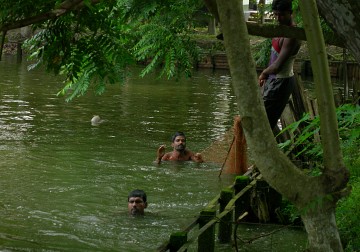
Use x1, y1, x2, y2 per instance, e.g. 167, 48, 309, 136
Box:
3, 28, 359, 99
2, 43, 18, 55
4, 35, 351, 79
193, 30, 360, 103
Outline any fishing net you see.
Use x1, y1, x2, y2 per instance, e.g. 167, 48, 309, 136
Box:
201, 116, 249, 175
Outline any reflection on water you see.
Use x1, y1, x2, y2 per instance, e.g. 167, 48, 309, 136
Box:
233, 223, 307, 252
0, 55, 306, 251
0, 55, 236, 251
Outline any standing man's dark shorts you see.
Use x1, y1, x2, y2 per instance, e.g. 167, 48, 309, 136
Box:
263, 76, 295, 129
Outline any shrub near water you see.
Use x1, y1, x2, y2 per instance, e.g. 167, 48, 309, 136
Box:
337, 178, 360, 251
278, 104, 359, 169
336, 105, 360, 251
277, 104, 360, 250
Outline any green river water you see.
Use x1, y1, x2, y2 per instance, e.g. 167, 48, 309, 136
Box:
0, 55, 306, 251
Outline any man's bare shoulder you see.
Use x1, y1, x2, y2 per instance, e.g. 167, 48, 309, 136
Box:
162, 152, 172, 160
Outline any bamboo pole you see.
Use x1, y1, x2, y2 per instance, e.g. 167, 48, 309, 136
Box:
169, 232, 187, 252
177, 175, 261, 252
198, 209, 216, 252
234, 176, 251, 221
218, 189, 233, 243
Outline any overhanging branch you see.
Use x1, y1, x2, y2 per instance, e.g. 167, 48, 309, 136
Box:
247, 22, 343, 47
220, 22, 344, 48
0, 0, 100, 32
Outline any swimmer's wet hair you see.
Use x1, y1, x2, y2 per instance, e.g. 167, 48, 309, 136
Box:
128, 189, 147, 202
171, 131, 186, 142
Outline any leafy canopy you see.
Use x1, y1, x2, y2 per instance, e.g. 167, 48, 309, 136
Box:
1, 0, 203, 100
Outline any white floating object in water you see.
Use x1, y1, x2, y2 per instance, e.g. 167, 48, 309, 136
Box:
91, 115, 104, 126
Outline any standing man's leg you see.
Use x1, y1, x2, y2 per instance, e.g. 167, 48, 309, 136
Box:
263, 77, 296, 129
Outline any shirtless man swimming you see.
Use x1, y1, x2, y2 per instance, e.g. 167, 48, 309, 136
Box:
155, 132, 204, 164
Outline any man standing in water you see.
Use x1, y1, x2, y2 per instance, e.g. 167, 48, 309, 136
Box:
258, 0, 301, 129
155, 132, 204, 164
128, 189, 148, 216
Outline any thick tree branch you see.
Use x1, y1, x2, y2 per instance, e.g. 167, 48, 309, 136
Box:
215, 0, 319, 207
216, 22, 344, 47
316, 0, 360, 64
0, 0, 100, 32
245, 22, 344, 47
205, 0, 357, 61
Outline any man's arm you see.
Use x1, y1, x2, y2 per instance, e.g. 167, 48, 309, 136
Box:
190, 152, 204, 163
155, 145, 166, 164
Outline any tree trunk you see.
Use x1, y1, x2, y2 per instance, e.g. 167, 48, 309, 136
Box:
298, 1, 349, 248
208, 16, 216, 35
215, 0, 349, 250
302, 206, 343, 252
214, 0, 318, 210
299, 0, 349, 188
316, 0, 360, 63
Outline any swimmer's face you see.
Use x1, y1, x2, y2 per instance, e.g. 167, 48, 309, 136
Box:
172, 136, 186, 151
128, 197, 147, 216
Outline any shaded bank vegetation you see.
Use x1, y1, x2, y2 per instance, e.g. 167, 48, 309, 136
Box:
277, 103, 360, 250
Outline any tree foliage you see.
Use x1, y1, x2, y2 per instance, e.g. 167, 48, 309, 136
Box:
128, 0, 201, 79
278, 104, 360, 250
278, 104, 360, 173
1, 0, 203, 100
291, 0, 335, 43
2, 0, 358, 100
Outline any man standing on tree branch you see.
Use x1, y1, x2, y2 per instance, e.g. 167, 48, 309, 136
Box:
258, 0, 301, 129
